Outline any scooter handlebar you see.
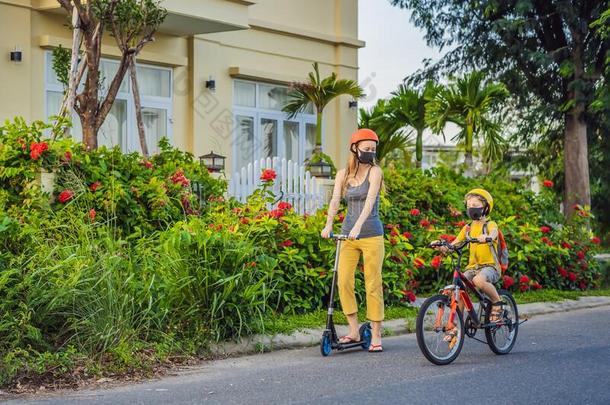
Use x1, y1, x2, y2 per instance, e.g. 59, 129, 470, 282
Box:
328, 232, 358, 241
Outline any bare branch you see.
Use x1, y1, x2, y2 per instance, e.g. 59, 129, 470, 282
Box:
95, 53, 131, 129
57, 0, 73, 13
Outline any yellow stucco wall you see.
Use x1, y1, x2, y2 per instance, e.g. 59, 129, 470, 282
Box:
0, 0, 362, 173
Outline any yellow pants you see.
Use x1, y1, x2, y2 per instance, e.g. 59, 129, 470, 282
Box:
337, 236, 385, 321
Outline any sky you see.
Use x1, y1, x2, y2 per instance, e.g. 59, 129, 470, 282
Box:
357, 0, 441, 108
357, 0, 451, 144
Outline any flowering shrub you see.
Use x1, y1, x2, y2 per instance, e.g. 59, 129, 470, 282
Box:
0, 118, 606, 388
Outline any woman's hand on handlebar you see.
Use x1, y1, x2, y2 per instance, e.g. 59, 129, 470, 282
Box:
321, 226, 333, 239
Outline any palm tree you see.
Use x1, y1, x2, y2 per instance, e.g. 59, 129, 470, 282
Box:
425, 71, 509, 171
359, 99, 411, 164
374, 82, 438, 168
283, 63, 364, 169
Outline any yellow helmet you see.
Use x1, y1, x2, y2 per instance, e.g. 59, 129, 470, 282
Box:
465, 188, 494, 214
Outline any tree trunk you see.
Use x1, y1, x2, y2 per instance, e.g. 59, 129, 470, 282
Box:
563, 33, 591, 219
130, 55, 149, 156
416, 129, 423, 169
564, 107, 590, 218
464, 122, 474, 176
314, 111, 323, 154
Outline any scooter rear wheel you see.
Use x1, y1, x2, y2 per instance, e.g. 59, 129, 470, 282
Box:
320, 331, 332, 356
359, 322, 372, 350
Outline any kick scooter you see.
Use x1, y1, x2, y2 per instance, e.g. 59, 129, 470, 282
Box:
320, 233, 372, 356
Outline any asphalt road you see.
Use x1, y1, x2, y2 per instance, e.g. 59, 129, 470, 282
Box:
5, 306, 610, 405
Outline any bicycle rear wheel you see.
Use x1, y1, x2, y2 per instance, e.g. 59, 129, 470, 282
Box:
416, 294, 464, 365
485, 289, 519, 355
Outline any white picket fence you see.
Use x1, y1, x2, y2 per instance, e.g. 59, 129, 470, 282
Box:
228, 157, 324, 215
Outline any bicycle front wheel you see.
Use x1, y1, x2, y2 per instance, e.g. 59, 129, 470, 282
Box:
485, 289, 519, 355
416, 294, 464, 365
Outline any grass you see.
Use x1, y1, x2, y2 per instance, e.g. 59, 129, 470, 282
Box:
257, 305, 419, 336
513, 288, 610, 304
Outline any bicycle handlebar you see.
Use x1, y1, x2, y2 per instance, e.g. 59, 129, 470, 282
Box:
428, 237, 491, 251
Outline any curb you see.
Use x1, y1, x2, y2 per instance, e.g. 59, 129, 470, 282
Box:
210, 296, 610, 356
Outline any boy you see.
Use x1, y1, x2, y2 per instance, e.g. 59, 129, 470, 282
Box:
436, 188, 504, 339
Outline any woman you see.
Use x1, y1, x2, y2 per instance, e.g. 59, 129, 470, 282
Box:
321, 128, 385, 352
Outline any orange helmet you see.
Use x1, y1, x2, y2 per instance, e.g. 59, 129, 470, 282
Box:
350, 128, 379, 145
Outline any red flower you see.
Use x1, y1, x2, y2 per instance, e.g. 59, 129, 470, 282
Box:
402, 231, 413, 239
410, 208, 420, 216
576, 250, 585, 260
540, 226, 551, 234
170, 169, 190, 187
519, 284, 529, 292
240, 217, 250, 225
401, 290, 417, 303
141, 159, 153, 169
414, 257, 425, 268
64, 151, 72, 161
440, 234, 456, 243
269, 209, 284, 219
541, 236, 553, 246
391, 228, 400, 237
89, 208, 96, 221
519, 275, 530, 284
568, 272, 577, 282
260, 168, 277, 182
591, 236, 601, 245
532, 282, 542, 290
419, 219, 430, 228
390, 238, 398, 246
561, 241, 572, 249
89, 181, 101, 192
278, 201, 293, 211
337, 213, 345, 222
543, 180, 554, 188
558, 267, 568, 278
579, 281, 587, 290
29, 142, 49, 160
455, 220, 466, 228
431, 255, 442, 269
502, 275, 514, 289
280, 240, 294, 248
58, 189, 74, 204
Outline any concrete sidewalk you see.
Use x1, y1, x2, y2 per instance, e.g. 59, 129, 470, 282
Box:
210, 295, 610, 356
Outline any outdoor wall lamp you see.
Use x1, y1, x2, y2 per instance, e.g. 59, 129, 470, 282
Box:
10, 47, 22, 62
348, 100, 358, 109
205, 76, 216, 92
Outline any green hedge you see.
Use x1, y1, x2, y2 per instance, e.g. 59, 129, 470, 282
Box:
0, 117, 604, 387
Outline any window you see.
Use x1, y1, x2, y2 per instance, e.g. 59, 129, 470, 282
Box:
232, 80, 318, 173
44, 51, 172, 154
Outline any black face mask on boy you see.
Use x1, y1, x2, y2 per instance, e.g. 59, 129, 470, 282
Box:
467, 207, 485, 220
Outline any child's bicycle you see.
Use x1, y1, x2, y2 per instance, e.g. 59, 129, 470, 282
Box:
415, 238, 523, 365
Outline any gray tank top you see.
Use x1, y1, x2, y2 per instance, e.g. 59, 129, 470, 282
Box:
341, 167, 384, 238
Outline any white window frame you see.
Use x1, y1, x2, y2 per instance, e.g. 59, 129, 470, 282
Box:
44, 51, 173, 153
232, 79, 320, 173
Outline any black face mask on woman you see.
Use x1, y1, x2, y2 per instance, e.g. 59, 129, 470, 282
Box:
356, 149, 376, 164
467, 207, 485, 220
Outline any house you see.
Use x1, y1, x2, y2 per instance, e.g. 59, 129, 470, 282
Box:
0, 0, 363, 175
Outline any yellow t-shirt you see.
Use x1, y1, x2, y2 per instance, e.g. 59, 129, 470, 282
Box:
455, 221, 498, 270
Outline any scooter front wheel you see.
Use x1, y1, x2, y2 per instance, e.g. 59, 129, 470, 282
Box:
320, 331, 332, 356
